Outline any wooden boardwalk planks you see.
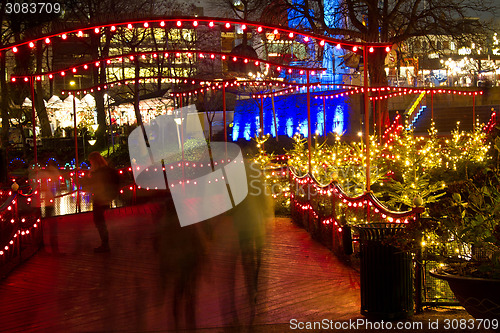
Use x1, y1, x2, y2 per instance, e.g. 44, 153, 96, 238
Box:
0, 206, 361, 332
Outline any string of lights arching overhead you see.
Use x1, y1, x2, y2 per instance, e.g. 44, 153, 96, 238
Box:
1, 16, 393, 55
10, 49, 327, 82
54, 69, 484, 101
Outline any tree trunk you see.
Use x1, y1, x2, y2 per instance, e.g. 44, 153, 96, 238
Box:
133, 55, 144, 128
90, 33, 107, 149
368, 50, 390, 130
0, 50, 10, 149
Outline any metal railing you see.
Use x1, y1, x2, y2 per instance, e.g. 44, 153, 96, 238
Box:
287, 166, 459, 311
0, 185, 42, 278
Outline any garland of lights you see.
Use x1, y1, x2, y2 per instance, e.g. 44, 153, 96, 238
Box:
2, 17, 392, 55
290, 168, 421, 222
0, 191, 42, 258
11, 50, 327, 83
371, 88, 483, 100
484, 111, 497, 134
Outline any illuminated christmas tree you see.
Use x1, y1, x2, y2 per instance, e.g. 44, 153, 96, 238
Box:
379, 119, 445, 210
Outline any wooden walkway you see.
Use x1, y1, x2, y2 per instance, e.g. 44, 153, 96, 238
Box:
0, 204, 361, 332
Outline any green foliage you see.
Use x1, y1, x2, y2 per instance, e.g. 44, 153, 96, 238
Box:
182, 138, 209, 162
286, 133, 388, 195
378, 123, 446, 211
427, 172, 500, 278
286, 133, 308, 176
252, 134, 273, 168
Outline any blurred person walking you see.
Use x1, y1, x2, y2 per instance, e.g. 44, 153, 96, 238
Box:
155, 192, 208, 331
83, 152, 120, 253
42, 160, 61, 253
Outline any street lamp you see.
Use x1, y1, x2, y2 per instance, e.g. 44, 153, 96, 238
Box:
84, 124, 99, 156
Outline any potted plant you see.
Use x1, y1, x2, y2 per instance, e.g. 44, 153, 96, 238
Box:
424, 170, 500, 319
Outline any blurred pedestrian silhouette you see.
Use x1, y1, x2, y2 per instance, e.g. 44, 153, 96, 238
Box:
41, 160, 60, 217
41, 160, 61, 253
154, 191, 208, 331
220, 159, 273, 328
82, 152, 120, 253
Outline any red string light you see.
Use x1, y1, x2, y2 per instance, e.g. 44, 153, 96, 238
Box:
1, 17, 393, 56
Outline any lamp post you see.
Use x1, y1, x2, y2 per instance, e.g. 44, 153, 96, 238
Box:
307, 70, 311, 174
363, 45, 370, 192
71, 93, 80, 213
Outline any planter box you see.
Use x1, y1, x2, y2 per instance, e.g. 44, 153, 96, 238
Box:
430, 270, 500, 320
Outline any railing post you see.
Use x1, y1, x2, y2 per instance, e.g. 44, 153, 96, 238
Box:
14, 193, 21, 262
331, 185, 336, 251
414, 210, 423, 314
307, 180, 311, 232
